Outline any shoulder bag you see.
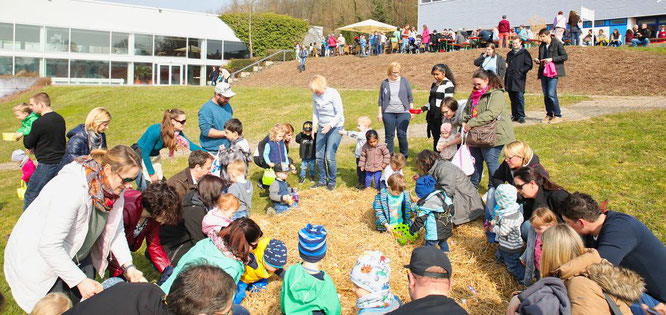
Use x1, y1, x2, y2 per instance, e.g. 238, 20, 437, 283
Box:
466, 93, 498, 147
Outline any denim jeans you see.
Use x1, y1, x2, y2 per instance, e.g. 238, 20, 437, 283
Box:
382, 112, 410, 158
365, 171, 381, 190
401, 39, 408, 53
508, 91, 526, 120
234, 278, 268, 304
469, 145, 504, 189
231, 210, 248, 220
356, 158, 365, 186
315, 126, 342, 186
521, 220, 531, 242
630, 292, 661, 315
233, 304, 251, 315
274, 201, 298, 214
360, 44, 366, 56
24, 162, 60, 210
496, 248, 525, 283
570, 30, 580, 46
540, 77, 561, 118
632, 38, 650, 47
425, 239, 450, 252
610, 40, 623, 47
299, 58, 306, 72
300, 159, 315, 180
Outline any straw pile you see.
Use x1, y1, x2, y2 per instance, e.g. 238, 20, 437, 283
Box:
242, 186, 518, 314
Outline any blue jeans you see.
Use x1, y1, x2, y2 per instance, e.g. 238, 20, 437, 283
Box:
233, 304, 250, 315
315, 126, 342, 186
540, 77, 561, 118
469, 145, 504, 189
234, 278, 268, 304
231, 210, 247, 220
299, 57, 306, 72
360, 44, 366, 56
632, 38, 650, 47
570, 30, 580, 46
508, 91, 525, 120
300, 159, 315, 180
401, 40, 408, 53
274, 201, 298, 214
630, 292, 661, 315
24, 162, 60, 210
496, 248, 525, 284
356, 158, 365, 186
382, 112, 410, 158
425, 239, 450, 252
610, 40, 623, 47
365, 171, 381, 190
135, 171, 148, 192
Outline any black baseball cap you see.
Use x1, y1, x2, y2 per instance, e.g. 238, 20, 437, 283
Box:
302, 121, 313, 132
404, 246, 452, 279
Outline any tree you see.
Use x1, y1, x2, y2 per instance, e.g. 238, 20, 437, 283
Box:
371, 0, 387, 23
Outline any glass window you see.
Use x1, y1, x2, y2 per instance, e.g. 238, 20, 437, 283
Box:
583, 21, 592, 28
421, 0, 431, 3
207, 40, 222, 59
45, 59, 68, 77
133, 62, 152, 84
188, 38, 202, 59
46, 27, 69, 52
71, 29, 110, 54
155, 36, 186, 57
223, 41, 249, 60
610, 19, 626, 26
70, 60, 109, 78
0, 23, 12, 50
187, 65, 201, 85
15, 57, 40, 76
16, 24, 41, 51
594, 20, 606, 27
111, 62, 128, 83
134, 34, 153, 56
0, 56, 12, 75
111, 32, 129, 54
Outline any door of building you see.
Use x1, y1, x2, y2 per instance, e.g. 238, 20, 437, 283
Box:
157, 64, 183, 85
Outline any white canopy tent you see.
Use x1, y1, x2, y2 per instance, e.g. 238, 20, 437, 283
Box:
336, 19, 397, 33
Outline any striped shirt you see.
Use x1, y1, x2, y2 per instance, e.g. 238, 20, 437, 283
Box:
425, 79, 455, 122
492, 211, 524, 253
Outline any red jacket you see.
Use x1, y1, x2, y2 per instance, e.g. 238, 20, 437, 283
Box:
108, 189, 171, 276
498, 19, 511, 33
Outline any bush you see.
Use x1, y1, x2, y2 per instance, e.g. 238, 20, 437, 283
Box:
227, 58, 260, 73
220, 12, 309, 57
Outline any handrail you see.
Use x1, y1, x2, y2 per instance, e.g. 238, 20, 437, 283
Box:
231, 49, 293, 77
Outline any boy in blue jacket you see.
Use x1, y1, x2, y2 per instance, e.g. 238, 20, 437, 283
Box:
373, 173, 414, 232
409, 175, 454, 253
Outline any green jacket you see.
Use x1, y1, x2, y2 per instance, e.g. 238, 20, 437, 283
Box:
463, 89, 515, 147
17, 112, 39, 136
280, 264, 341, 315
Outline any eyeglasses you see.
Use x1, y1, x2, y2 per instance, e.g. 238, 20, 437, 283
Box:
504, 154, 519, 161
120, 174, 137, 183
391, 71, 400, 74
173, 118, 186, 124
514, 181, 530, 191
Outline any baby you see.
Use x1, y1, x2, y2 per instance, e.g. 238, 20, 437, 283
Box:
13, 102, 39, 141
436, 122, 457, 160
202, 194, 240, 251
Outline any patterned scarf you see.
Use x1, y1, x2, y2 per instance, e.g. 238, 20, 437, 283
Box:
470, 86, 489, 118
356, 290, 396, 310
75, 156, 119, 212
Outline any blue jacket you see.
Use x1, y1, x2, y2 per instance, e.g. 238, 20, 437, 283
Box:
410, 190, 454, 241
57, 124, 107, 172
263, 140, 288, 165
373, 188, 414, 231
198, 99, 233, 152
137, 123, 201, 175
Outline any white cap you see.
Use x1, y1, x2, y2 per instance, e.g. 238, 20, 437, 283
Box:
214, 82, 236, 98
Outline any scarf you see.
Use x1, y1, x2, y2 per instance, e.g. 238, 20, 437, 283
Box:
356, 290, 396, 310
75, 156, 119, 212
470, 86, 488, 118
87, 131, 103, 151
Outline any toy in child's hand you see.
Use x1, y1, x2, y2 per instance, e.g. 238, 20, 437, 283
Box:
291, 188, 299, 203
392, 223, 419, 246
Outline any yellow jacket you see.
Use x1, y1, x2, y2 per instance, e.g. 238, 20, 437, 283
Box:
241, 237, 274, 284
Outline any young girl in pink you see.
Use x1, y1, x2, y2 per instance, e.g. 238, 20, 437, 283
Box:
520, 207, 558, 286
202, 194, 240, 252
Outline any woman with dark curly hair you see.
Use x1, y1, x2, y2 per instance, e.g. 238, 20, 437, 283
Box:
107, 182, 182, 280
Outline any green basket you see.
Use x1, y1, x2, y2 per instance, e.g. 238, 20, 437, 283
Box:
392, 223, 418, 246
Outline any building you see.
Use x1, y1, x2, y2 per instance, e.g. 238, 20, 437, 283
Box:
418, 0, 666, 39
0, 0, 249, 85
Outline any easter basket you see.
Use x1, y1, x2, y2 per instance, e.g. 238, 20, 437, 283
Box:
17, 180, 26, 200
392, 223, 418, 246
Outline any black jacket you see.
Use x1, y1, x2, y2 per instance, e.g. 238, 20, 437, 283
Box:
504, 48, 533, 92
474, 53, 507, 79
388, 295, 468, 315
57, 124, 107, 172
491, 154, 548, 188
538, 38, 568, 79
159, 191, 207, 265
295, 132, 316, 160
523, 186, 570, 222
64, 283, 170, 315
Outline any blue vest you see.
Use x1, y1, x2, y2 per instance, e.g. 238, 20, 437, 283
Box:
268, 141, 287, 164
276, 180, 290, 197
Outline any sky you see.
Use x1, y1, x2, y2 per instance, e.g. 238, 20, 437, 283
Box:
103, 0, 230, 14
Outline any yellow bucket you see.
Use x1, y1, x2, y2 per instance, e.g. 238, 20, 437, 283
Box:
3, 133, 15, 141
17, 180, 26, 200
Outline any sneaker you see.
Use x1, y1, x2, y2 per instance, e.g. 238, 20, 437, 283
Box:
518, 117, 526, 124
356, 183, 366, 190
541, 116, 552, 124
312, 182, 327, 189
310, 176, 316, 182
511, 117, 518, 122
266, 207, 276, 217
327, 184, 336, 191
299, 178, 305, 184
550, 117, 564, 124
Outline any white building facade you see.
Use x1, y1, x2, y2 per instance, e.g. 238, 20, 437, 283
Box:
0, 0, 249, 85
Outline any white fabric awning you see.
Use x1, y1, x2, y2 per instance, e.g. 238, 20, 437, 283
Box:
336, 19, 397, 33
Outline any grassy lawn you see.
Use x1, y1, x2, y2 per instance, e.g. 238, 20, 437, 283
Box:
0, 86, 654, 314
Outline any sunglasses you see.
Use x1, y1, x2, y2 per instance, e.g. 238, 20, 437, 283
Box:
173, 118, 186, 124
514, 181, 530, 191
120, 174, 138, 183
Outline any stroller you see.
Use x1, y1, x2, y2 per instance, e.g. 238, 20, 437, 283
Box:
407, 38, 418, 54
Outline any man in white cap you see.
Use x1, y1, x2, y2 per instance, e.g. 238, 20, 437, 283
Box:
199, 82, 235, 154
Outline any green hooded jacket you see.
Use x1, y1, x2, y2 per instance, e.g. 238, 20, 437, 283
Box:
17, 112, 39, 136
280, 264, 341, 315
463, 89, 515, 147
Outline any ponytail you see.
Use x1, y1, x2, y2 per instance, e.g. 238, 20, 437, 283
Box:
217, 218, 263, 262
161, 109, 185, 153
90, 145, 141, 173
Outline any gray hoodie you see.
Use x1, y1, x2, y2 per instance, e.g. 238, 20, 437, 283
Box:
227, 180, 253, 213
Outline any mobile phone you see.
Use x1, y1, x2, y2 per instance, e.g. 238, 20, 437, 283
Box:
646, 308, 660, 315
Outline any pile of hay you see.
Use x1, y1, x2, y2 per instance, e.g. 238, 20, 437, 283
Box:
242, 187, 518, 314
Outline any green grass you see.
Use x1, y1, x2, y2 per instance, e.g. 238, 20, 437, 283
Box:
619, 45, 666, 55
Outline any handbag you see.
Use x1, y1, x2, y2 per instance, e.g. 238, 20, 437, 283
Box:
543, 62, 558, 78
452, 132, 476, 176
262, 168, 276, 186
466, 93, 498, 147
17, 180, 26, 200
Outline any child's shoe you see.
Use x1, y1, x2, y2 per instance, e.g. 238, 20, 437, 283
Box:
299, 177, 305, 184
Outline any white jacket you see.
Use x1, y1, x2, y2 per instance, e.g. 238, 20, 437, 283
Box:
4, 162, 132, 312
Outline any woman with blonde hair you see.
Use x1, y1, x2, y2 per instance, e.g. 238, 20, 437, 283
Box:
378, 62, 415, 157
56, 107, 111, 172
310, 75, 344, 191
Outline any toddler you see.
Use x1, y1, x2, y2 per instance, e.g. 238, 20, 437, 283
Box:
227, 160, 253, 220
380, 153, 406, 189
436, 122, 457, 160
350, 251, 402, 314
12, 102, 39, 141
213, 118, 251, 182
31, 293, 72, 315
295, 121, 316, 183
490, 184, 525, 283
359, 130, 390, 190
410, 175, 454, 253
281, 224, 341, 315
373, 173, 414, 232
339, 116, 372, 189
267, 163, 298, 216
521, 207, 558, 286
202, 194, 240, 251
263, 124, 290, 168
11, 149, 35, 183
235, 238, 288, 304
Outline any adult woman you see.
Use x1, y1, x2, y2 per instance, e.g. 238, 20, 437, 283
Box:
513, 166, 569, 236
135, 109, 202, 190
473, 43, 506, 79
436, 97, 462, 152
462, 69, 515, 190
310, 75, 344, 191
161, 217, 263, 293
422, 24, 431, 52
421, 64, 456, 151
535, 28, 568, 124
107, 183, 182, 280
378, 62, 414, 157
568, 10, 582, 46
596, 29, 609, 46
160, 174, 227, 265
414, 150, 483, 225
553, 11, 567, 41
505, 38, 533, 123
610, 29, 623, 47
5, 145, 144, 312
57, 107, 111, 172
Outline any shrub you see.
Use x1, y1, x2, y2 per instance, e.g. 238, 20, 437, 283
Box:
226, 58, 260, 73
220, 12, 309, 57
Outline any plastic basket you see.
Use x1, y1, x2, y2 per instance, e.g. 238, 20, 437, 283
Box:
17, 180, 26, 200
3, 133, 15, 141
392, 223, 418, 246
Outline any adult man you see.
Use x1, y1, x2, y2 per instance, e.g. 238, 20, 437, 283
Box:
167, 150, 213, 199
498, 15, 511, 48
535, 28, 567, 124
208, 66, 219, 86
632, 24, 652, 47
199, 82, 235, 154
23, 92, 66, 210
560, 192, 666, 313
337, 33, 346, 56
388, 247, 467, 314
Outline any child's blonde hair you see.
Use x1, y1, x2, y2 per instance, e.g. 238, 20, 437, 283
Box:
13, 102, 31, 114
387, 173, 407, 193
357, 116, 372, 128
540, 224, 586, 279
389, 153, 406, 170
31, 293, 72, 315
269, 124, 288, 141
85, 107, 112, 133
217, 193, 240, 212
227, 160, 246, 180
529, 207, 558, 228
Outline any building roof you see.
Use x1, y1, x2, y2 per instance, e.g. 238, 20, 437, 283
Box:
0, 0, 242, 41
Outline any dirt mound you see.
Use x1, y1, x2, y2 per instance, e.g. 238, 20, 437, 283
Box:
238, 46, 666, 96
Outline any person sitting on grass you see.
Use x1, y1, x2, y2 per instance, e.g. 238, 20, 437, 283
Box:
267, 163, 298, 216
380, 153, 406, 189
596, 29, 609, 46
489, 184, 525, 284
350, 251, 403, 314
227, 160, 253, 220
167, 149, 213, 200
339, 116, 373, 189
410, 175, 454, 253
235, 238, 288, 305
521, 207, 558, 286
360, 130, 391, 191
373, 173, 414, 233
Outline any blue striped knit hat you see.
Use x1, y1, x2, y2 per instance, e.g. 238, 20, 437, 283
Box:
264, 239, 288, 269
298, 223, 328, 263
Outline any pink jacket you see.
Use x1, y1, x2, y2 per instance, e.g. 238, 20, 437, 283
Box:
21, 158, 36, 183
328, 36, 337, 47
422, 29, 431, 43
202, 208, 232, 251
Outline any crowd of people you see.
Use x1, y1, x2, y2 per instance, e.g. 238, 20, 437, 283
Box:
2, 25, 665, 315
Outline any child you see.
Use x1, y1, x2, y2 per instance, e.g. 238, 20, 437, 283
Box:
263, 124, 290, 168
436, 122, 457, 160
202, 193, 240, 251
281, 223, 341, 315
379, 153, 406, 189
31, 292, 72, 315
373, 173, 414, 232
359, 130, 390, 190
295, 121, 316, 184
214, 118, 251, 182
349, 251, 402, 314
490, 184, 525, 284
13, 102, 39, 141
410, 175, 454, 253
339, 116, 372, 189
267, 163, 298, 216
521, 207, 558, 286
11, 149, 35, 183
235, 238, 288, 304
227, 160, 253, 220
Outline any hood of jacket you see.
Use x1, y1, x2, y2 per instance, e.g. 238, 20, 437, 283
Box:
183, 190, 205, 209
67, 124, 86, 140
285, 264, 333, 304
518, 277, 570, 315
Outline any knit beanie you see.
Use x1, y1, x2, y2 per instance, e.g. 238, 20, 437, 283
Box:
350, 251, 391, 293
264, 239, 288, 269
440, 122, 452, 134
415, 175, 436, 199
298, 223, 327, 263
494, 184, 520, 215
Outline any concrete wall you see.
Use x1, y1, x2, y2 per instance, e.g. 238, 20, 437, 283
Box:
0, 77, 39, 99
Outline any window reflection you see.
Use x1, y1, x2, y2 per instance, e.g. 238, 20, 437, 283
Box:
0, 56, 12, 75
71, 29, 110, 54
46, 27, 69, 52
45, 59, 69, 77
112, 32, 129, 54
71, 60, 109, 78
187, 65, 201, 85
135, 34, 153, 56
15, 57, 40, 76
207, 40, 222, 59
16, 24, 41, 51
155, 36, 186, 57
0, 23, 13, 50
133, 62, 152, 84
223, 41, 250, 59
188, 38, 202, 59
